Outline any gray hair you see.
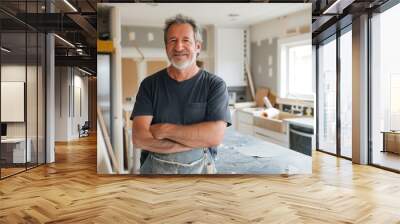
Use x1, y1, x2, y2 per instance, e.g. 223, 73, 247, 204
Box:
163, 14, 202, 44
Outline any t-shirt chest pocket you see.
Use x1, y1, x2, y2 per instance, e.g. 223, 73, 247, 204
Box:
183, 102, 207, 124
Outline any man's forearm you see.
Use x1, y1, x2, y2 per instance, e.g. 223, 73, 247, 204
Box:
159, 121, 225, 148
132, 115, 193, 154
133, 133, 191, 154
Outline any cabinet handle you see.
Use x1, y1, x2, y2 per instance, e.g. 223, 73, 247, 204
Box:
290, 129, 313, 138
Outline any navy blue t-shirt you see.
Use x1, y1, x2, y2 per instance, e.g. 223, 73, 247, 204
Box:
131, 68, 231, 165
131, 68, 232, 127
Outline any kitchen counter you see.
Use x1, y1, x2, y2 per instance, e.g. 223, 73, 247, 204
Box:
126, 121, 312, 174
284, 117, 314, 129
215, 127, 312, 174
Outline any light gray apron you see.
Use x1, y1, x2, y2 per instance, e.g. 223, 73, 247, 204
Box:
140, 148, 216, 174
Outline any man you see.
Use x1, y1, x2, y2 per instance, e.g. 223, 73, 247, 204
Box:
131, 14, 231, 174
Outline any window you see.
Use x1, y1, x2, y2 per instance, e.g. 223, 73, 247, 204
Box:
279, 35, 313, 100
371, 2, 400, 171
317, 36, 337, 155
287, 44, 312, 98
0, 2, 47, 179
390, 74, 400, 130
340, 28, 352, 158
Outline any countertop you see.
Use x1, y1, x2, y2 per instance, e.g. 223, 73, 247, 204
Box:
284, 117, 314, 129
215, 127, 312, 174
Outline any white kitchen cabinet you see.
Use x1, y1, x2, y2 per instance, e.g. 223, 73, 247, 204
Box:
234, 108, 315, 152
214, 27, 247, 87
253, 126, 289, 148
235, 108, 290, 147
236, 110, 254, 135
237, 110, 253, 124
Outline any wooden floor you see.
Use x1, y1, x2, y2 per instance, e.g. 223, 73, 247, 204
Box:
1, 135, 400, 223
1, 163, 45, 178
1, 167, 26, 178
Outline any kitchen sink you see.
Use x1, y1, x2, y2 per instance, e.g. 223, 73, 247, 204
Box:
241, 107, 265, 113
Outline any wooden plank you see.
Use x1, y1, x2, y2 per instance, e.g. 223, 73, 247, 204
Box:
245, 63, 256, 101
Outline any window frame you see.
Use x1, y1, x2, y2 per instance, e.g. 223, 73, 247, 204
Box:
277, 34, 313, 101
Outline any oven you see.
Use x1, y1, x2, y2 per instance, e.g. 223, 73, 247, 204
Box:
289, 124, 314, 156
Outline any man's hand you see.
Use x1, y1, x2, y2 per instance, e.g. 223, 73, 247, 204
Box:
150, 123, 172, 140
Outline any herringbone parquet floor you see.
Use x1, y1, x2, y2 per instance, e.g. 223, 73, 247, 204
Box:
1, 134, 400, 223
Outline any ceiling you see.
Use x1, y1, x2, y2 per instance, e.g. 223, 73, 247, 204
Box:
100, 3, 311, 28
0, 0, 97, 74
310, 0, 391, 43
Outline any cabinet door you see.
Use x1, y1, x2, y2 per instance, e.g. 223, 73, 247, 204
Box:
215, 28, 246, 87
237, 111, 253, 125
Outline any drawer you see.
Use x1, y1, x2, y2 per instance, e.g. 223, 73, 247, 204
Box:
237, 111, 253, 124
253, 127, 288, 145
253, 116, 286, 133
253, 126, 288, 141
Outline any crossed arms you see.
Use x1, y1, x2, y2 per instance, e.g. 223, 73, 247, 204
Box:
132, 116, 226, 154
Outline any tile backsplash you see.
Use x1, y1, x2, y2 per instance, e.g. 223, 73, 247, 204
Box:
281, 104, 314, 116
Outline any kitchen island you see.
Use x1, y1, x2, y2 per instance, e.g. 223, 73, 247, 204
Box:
124, 117, 312, 174
215, 127, 312, 174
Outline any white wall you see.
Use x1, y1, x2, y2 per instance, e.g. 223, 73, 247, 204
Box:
120, 25, 214, 84
122, 25, 247, 88
1, 65, 26, 81
70, 74, 89, 138
250, 9, 310, 43
1, 65, 36, 137
1, 64, 47, 163
54, 67, 89, 141
1, 66, 26, 132
55, 66, 69, 141
249, 9, 311, 95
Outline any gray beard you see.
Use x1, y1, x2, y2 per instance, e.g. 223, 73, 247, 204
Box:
169, 55, 196, 70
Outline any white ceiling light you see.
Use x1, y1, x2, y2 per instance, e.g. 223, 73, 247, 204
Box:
228, 13, 239, 21
76, 48, 83, 55
54, 34, 75, 48
78, 67, 92, 76
1, 47, 11, 53
63, 0, 78, 12
323, 0, 354, 15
